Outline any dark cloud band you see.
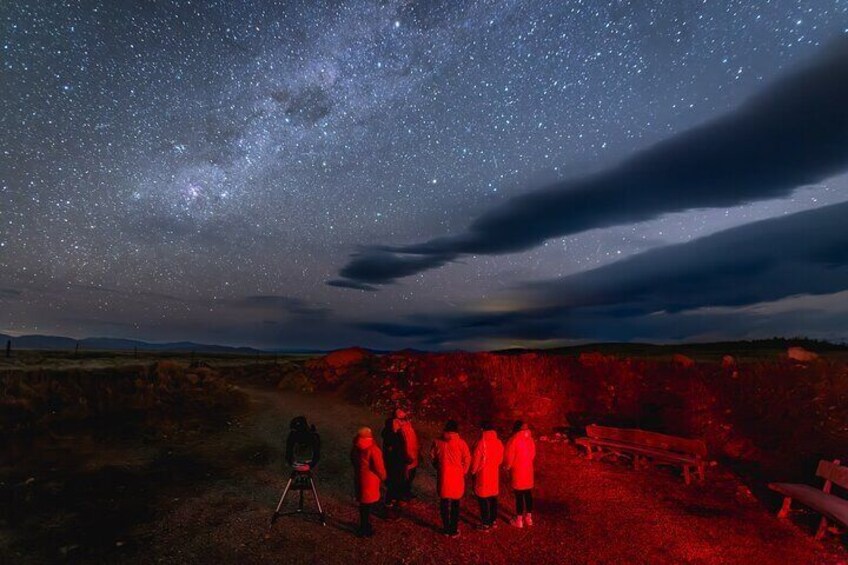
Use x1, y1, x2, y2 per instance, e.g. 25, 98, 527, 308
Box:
332, 40, 848, 288
357, 200, 848, 344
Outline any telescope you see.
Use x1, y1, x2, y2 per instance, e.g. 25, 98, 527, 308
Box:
269, 416, 327, 528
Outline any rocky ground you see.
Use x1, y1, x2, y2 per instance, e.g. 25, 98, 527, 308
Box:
4, 382, 844, 564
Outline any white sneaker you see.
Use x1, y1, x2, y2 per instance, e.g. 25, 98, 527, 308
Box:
524, 513, 533, 527
510, 515, 524, 528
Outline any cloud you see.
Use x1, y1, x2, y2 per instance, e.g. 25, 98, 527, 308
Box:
353, 321, 441, 338
522, 200, 848, 315
68, 283, 181, 303
337, 251, 457, 285
332, 40, 848, 288
326, 278, 378, 292
236, 295, 330, 318
357, 201, 848, 345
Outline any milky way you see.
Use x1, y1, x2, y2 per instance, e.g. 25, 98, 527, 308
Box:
2, 1, 848, 349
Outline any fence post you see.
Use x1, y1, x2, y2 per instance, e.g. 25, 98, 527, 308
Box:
5, 339, 10, 358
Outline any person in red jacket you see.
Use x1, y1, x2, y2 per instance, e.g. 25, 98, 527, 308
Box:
430, 420, 471, 537
503, 420, 536, 528
351, 427, 387, 537
471, 421, 504, 530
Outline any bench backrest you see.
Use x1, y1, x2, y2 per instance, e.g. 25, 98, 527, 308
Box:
586, 424, 708, 458
816, 459, 848, 491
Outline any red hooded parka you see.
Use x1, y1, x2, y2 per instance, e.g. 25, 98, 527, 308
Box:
471, 430, 504, 498
399, 419, 419, 470
504, 429, 536, 490
351, 435, 387, 504
430, 431, 471, 499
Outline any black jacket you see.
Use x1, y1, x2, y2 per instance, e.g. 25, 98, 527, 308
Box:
381, 418, 406, 472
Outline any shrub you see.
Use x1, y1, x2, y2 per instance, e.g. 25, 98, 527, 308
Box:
297, 349, 848, 483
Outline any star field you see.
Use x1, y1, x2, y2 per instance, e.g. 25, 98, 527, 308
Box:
2, 1, 848, 349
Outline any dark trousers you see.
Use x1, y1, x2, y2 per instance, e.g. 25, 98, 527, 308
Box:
385, 464, 405, 503
477, 495, 498, 525
514, 489, 533, 514
401, 467, 417, 499
358, 503, 373, 534
439, 498, 460, 534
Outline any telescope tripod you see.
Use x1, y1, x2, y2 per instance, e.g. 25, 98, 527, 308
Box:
269, 467, 327, 528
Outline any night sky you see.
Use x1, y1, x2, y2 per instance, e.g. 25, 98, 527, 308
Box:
2, 1, 848, 350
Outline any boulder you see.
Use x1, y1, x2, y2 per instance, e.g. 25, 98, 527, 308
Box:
324, 347, 370, 369
722, 436, 760, 460
672, 354, 695, 368
786, 346, 819, 362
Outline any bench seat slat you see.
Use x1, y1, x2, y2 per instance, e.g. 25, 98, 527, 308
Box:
576, 437, 703, 464
585, 424, 707, 458
768, 482, 848, 527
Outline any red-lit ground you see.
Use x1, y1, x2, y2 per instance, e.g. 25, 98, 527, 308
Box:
133, 388, 845, 564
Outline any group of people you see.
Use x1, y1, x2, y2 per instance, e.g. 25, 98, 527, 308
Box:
351, 408, 537, 538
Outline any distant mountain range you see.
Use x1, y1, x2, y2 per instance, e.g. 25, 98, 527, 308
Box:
3, 332, 844, 357
0, 333, 269, 354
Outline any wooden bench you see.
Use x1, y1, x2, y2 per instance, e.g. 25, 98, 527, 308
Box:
575, 424, 708, 485
769, 459, 848, 539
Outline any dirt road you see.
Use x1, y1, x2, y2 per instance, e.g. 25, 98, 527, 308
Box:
119, 386, 843, 564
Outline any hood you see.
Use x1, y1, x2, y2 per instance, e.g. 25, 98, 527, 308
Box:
516, 429, 532, 440
355, 436, 374, 450
443, 431, 460, 441
290, 416, 308, 432
482, 430, 498, 441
